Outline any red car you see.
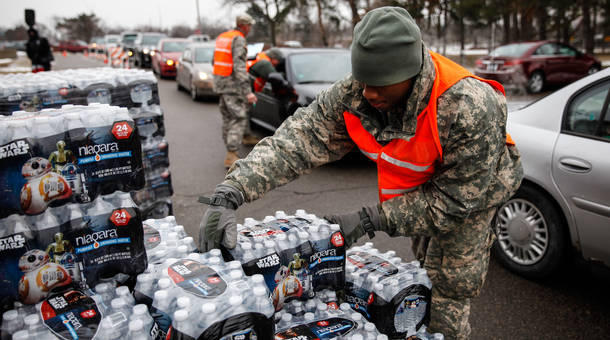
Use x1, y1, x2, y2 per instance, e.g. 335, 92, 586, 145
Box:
152, 38, 190, 78
474, 40, 601, 93
53, 40, 88, 53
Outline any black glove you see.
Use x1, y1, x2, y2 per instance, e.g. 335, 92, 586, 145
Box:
198, 183, 244, 252
325, 205, 384, 248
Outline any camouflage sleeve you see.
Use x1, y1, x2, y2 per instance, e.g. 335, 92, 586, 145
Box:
223, 77, 357, 202
381, 78, 521, 237
232, 36, 251, 95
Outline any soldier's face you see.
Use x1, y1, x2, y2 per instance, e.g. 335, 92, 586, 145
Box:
362, 78, 414, 112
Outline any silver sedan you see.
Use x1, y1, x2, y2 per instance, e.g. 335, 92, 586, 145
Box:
498, 67, 610, 278
176, 42, 217, 100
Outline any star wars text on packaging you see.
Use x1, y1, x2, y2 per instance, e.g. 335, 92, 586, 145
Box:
225, 210, 346, 311
141, 216, 197, 264
274, 293, 385, 340
1, 284, 161, 340
132, 250, 275, 340
0, 192, 148, 314
345, 243, 433, 338
0, 105, 145, 218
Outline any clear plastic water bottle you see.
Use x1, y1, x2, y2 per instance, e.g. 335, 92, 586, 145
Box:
127, 319, 151, 340
173, 309, 194, 336
1, 309, 22, 338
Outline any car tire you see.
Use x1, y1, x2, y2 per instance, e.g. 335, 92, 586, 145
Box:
526, 71, 545, 94
177, 80, 183, 92
493, 184, 568, 279
588, 65, 601, 75
191, 81, 199, 101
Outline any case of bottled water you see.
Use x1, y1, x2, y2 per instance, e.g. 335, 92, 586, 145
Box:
0, 68, 159, 115
133, 250, 275, 340
225, 210, 346, 311
0, 191, 148, 315
1, 283, 160, 340
141, 216, 197, 264
345, 243, 434, 338
274, 294, 386, 340
0, 104, 145, 218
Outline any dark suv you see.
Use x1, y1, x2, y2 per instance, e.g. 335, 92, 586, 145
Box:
475, 40, 601, 93
134, 32, 166, 68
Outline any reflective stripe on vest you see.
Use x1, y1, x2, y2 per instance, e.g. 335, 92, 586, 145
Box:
344, 51, 511, 202
213, 30, 244, 76
247, 52, 271, 92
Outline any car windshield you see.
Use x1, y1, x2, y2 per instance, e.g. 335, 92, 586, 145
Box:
107, 37, 119, 43
122, 35, 137, 44
289, 51, 351, 84
162, 41, 188, 52
490, 43, 537, 57
195, 47, 214, 63
142, 35, 163, 45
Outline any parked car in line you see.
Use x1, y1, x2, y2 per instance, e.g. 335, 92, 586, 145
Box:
176, 42, 217, 100
187, 34, 210, 42
151, 38, 190, 78
103, 34, 120, 54
120, 32, 138, 56
53, 40, 88, 53
498, 67, 610, 279
133, 32, 167, 68
475, 41, 601, 94
88, 37, 105, 53
250, 48, 351, 131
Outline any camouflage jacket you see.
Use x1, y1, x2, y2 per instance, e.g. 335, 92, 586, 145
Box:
224, 48, 523, 237
213, 32, 252, 96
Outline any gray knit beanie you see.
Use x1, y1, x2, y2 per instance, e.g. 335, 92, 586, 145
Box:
351, 7, 423, 86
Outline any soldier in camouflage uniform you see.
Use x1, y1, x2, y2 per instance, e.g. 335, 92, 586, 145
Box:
213, 13, 259, 168
201, 7, 523, 339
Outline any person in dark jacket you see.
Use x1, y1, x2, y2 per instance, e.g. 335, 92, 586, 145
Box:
26, 28, 53, 72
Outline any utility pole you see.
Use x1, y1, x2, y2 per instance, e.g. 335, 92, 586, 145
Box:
195, 0, 202, 33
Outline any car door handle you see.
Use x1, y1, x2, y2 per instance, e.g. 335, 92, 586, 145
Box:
558, 157, 592, 173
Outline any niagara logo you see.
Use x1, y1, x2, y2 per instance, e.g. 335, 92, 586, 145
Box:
78, 142, 119, 157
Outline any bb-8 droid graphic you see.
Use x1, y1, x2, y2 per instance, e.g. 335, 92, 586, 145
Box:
20, 157, 72, 215
18, 249, 72, 304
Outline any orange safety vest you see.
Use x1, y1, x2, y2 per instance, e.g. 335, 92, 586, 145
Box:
246, 52, 271, 92
213, 30, 245, 76
343, 51, 514, 203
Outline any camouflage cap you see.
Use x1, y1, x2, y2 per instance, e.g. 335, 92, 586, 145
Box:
236, 13, 255, 26
265, 48, 284, 62
351, 7, 422, 86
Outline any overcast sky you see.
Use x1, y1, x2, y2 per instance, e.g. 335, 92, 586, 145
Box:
1, 0, 247, 29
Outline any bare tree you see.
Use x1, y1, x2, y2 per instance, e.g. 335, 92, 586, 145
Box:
225, 0, 297, 45
55, 13, 104, 43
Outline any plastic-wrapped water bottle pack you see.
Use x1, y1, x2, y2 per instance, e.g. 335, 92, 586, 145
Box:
0, 192, 147, 314
1, 283, 159, 340
133, 249, 276, 340
345, 243, 437, 339
141, 216, 197, 264
226, 210, 346, 311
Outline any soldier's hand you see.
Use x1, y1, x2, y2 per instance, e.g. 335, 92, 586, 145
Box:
198, 184, 245, 251
247, 93, 257, 104
325, 205, 384, 248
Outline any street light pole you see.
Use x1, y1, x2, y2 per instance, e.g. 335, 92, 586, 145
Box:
195, 0, 202, 33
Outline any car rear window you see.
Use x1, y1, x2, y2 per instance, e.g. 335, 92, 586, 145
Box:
490, 43, 537, 57
289, 51, 351, 84
142, 35, 163, 45
195, 47, 214, 63
162, 41, 189, 52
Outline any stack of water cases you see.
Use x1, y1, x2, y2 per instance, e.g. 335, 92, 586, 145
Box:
141, 216, 197, 264
274, 290, 388, 339
226, 210, 346, 311
1, 284, 160, 339
133, 250, 276, 340
0, 68, 173, 219
345, 243, 438, 339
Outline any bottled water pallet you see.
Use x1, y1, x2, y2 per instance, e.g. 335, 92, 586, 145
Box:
225, 210, 346, 311
345, 243, 437, 339
1, 283, 160, 340
133, 249, 275, 340
0, 68, 174, 219
142, 216, 197, 264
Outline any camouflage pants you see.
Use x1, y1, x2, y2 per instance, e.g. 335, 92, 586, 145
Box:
219, 93, 248, 152
411, 207, 497, 340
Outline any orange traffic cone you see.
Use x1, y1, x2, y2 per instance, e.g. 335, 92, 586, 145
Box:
84, 50, 88, 57
104, 56, 108, 64
62, 50, 67, 57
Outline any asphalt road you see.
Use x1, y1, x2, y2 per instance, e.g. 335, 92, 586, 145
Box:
55, 53, 610, 339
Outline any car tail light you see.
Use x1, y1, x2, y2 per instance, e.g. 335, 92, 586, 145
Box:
503, 59, 522, 67
475, 59, 483, 67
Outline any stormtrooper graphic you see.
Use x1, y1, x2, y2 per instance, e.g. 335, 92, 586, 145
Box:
18, 249, 72, 304
20, 157, 72, 214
